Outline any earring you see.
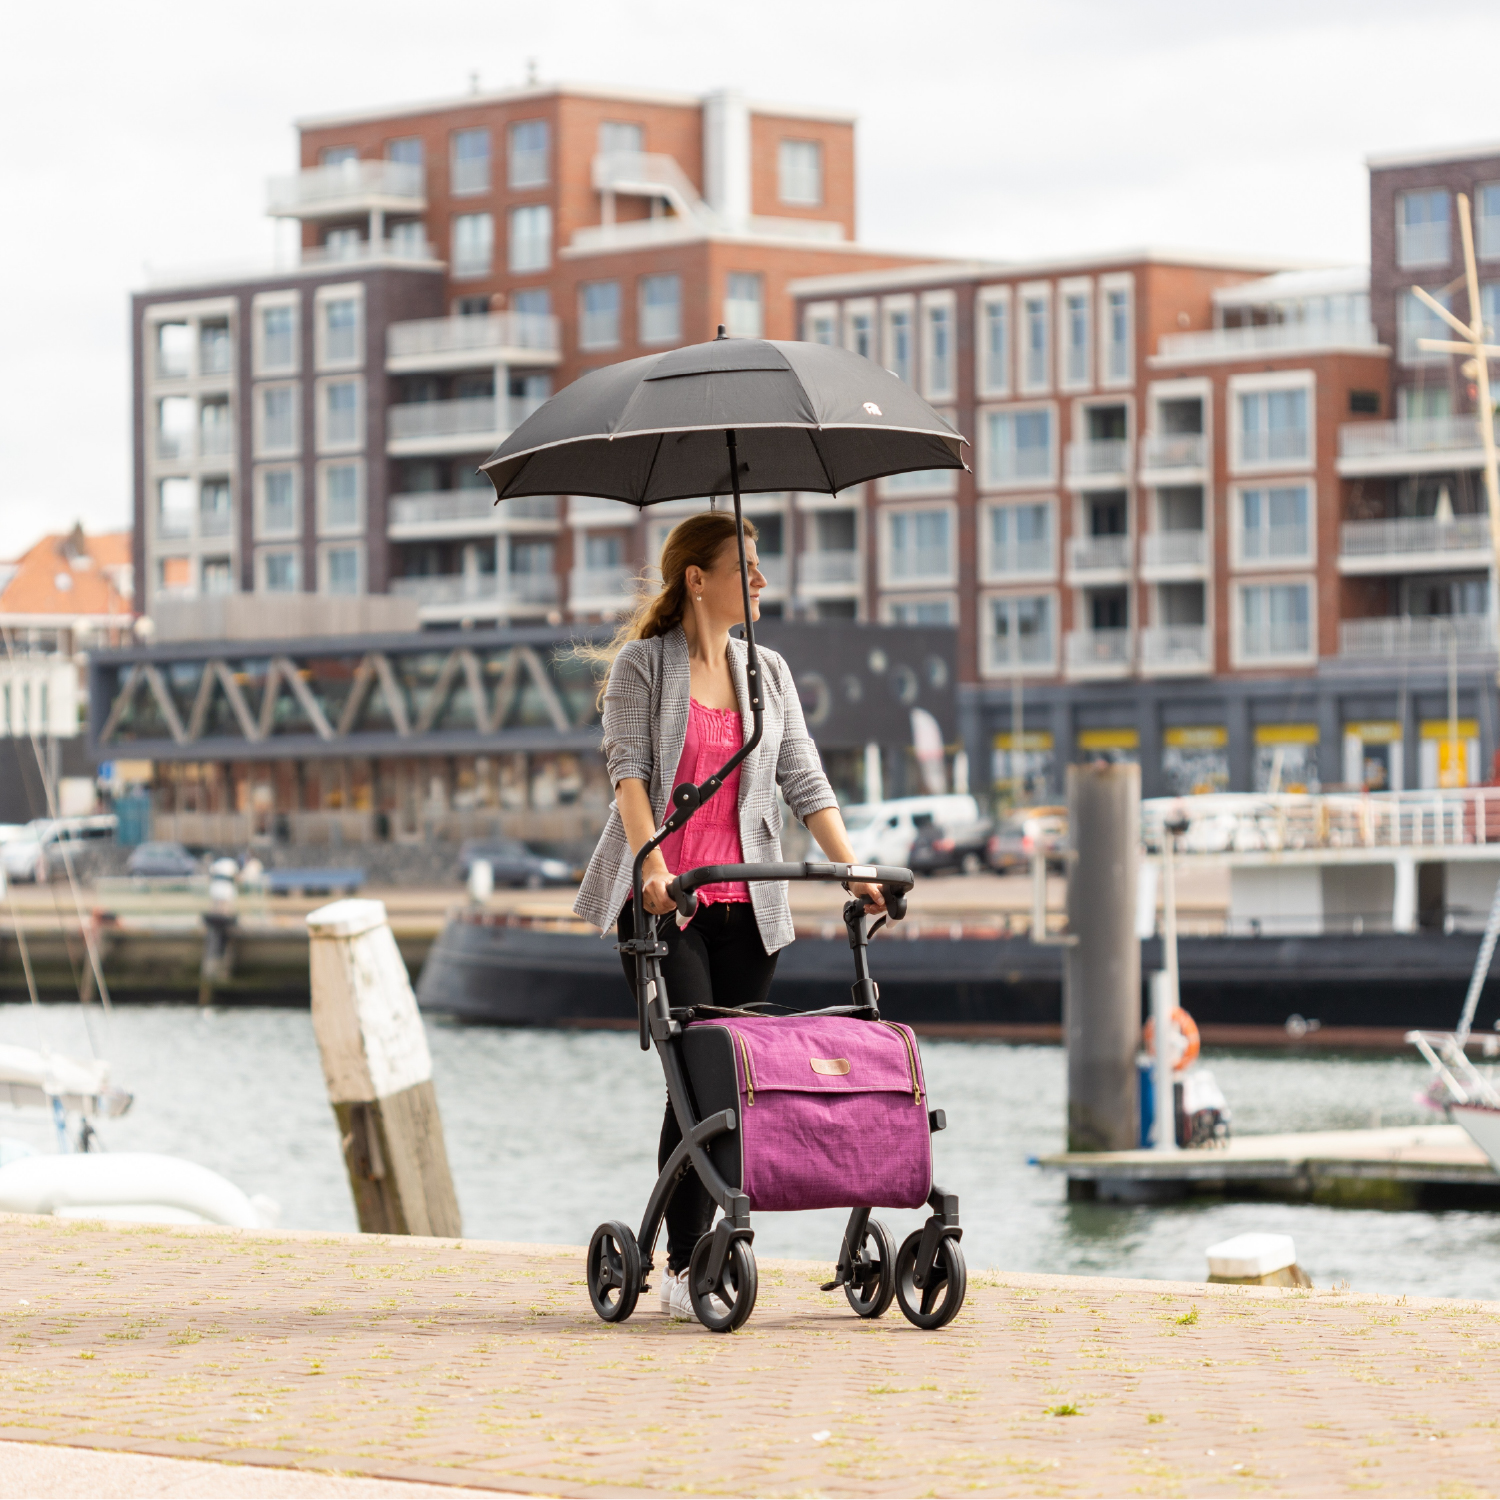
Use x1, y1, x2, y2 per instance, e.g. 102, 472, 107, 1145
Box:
696, 595, 702, 601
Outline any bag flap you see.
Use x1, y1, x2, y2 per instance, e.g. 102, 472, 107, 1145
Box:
694, 1014, 923, 1095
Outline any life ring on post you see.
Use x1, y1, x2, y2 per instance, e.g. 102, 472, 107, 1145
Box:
1142, 1007, 1200, 1072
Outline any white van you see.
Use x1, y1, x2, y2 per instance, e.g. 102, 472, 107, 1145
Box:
837, 795, 982, 868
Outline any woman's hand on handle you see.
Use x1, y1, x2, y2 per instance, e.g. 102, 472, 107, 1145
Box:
641, 870, 677, 917
804, 806, 888, 914
617, 777, 678, 916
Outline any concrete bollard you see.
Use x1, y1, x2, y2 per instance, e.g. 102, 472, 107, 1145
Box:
306, 898, 461, 1238
1064, 762, 1141, 1154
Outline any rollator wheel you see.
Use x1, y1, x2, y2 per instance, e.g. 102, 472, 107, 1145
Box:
687, 1232, 757, 1332
894, 1231, 966, 1330
586, 1220, 642, 1323
844, 1218, 898, 1319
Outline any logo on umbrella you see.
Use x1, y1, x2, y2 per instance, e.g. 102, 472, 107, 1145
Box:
863, 402, 883, 416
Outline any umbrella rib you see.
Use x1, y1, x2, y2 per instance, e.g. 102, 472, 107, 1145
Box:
640, 430, 667, 506
806, 428, 839, 497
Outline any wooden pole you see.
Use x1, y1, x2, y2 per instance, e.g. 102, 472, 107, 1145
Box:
306, 898, 461, 1237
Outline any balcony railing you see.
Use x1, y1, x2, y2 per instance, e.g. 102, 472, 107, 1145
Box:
156, 430, 192, 461
1156, 321, 1379, 360
1238, 429, 1310, 465
1339, 515, 1491, 560
886, 551, 952, 586
569, 565, 635, 602
758, 555, 788, 591
388, 312, 560, 360
1140, 530, 1207, 569
1140, 625, 1212, 669
1239, 524, 1310, 563
1340, 615, 1493, 659
986, 635, 1054, 673
988, 539, 1053, 577
1139, 432, 1206, 470
1066, 628, 1132, 669
267, 159, 425, 216
387, 396, 542, 444
1068, 535, 1130, 572
1241, 620, 1312, 658
199, 421, 233, 457
1339, 415, 1499, 462
390, 572, 559, 608
388, 492, 559, 531
1066, 439, 1131, 480
1397, 219, 1450, 269
199, 508, 232, 539
799, 551, 859, 587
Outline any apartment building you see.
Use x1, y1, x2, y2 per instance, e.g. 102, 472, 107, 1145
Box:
131, 82, 930, 627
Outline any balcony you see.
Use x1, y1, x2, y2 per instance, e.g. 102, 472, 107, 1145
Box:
387, 491, 558, 540
985, 636, 1055, 675
266, 159, 425, 221
1338, 515, 1492, 575
1138, 432, 1207, 478
386, 396, 542, 456
568, 565, 636, 610
1140, 530, 1208, 579
1396, 220, 1450, 269
757, 555, 788, 593
1065, 628, 1132, 677
1154, 321, 1379, 363
1065, 439, 1131, 488
1139, 625, 1212, 674
798, 551, 860, 592
1338, 415, 1498, 477
386, 312, 561, 373
389, 571, 559, 619
1340, 615, 1492, 660
1066, 534, 1131, 580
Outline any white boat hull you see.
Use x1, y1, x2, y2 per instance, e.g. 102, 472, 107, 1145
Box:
1452, 1104, 1500, 1173
0, 1152, 267, 1228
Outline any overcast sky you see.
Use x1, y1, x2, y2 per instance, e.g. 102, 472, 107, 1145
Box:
5, 0, 1500, 559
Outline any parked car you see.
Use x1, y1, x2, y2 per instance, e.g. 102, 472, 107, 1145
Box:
908, 817, 994, 876
456, 838, 574, 889
839, 795, 983, 868
125, 841, 201, 879
0, 816, 118, 884
986, 807, 1068, 874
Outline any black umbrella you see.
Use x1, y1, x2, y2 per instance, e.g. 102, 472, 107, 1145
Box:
479, 331, 968, 1039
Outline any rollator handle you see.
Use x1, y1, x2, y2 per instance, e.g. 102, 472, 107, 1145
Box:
665, 862, 914, 924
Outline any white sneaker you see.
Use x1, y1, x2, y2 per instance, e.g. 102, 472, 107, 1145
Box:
660, 1269, 695, 1320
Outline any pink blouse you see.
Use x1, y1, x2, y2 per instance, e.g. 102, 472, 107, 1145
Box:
659, 698, 750, 907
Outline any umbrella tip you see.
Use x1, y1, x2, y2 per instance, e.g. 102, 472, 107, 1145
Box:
716, 325, 726, 340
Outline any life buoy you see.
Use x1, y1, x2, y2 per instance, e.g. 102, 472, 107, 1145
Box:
1142, 1007, 1200, 1072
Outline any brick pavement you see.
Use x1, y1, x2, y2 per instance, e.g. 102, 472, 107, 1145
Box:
0, 1214, 1497, 1497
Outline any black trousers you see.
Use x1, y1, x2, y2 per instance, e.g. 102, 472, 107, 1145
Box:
618, 899, 778, 1271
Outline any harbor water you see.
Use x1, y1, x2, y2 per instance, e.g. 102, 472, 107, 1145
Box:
4, 1002, 1498, 1301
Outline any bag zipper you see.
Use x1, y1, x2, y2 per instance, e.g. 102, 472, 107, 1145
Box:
733, 1029, 756, 1107
878, 1021, 922, 1104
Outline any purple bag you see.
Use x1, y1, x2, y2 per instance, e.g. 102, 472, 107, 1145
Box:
681, 1013, 932, 1212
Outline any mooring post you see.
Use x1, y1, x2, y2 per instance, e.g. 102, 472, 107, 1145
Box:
306, 898, 462, 1237
1064, 761, 1141, 1153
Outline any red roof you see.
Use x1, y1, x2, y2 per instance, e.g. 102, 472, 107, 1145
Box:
0, 526, 134, 620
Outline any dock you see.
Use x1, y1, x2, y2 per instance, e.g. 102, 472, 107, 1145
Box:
1041, 1123, 1500, 1206
2, 1214, 1499, 1497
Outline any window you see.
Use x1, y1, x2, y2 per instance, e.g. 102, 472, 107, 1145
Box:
599, 121, 644, 156
157, 395, 193, 459
324, 546, 361, 595
639, 274, 681, 344
199, 398, 231, 456
885, 305, 913, 384
451, 127, 490, 195
322, 463, 361, 531
1479, 183, 1500, 261
260, 469, 297, 536
263, 551, 299, 592
508, 120, 549, 188
584, 533, 622, 568
259, 385, 297, 454
1101, 285, 1131, 383
320, 146, 358, 166
979, 294, 1010, 395
887, 598, 953, 625
452, 213, 494, 277
1399, 288, 1451, 363
1022, 292, 1050, 390
988, 502, 1052, 576
886, 509, 953, 583
201, 558, 233, 596
199, 478, 231, 538
389, 220, 426, 257
1483, 282, 1500, 342
322, 296, 360, 365
510, 538, 555, 575
157, 556, 191, 592
1397, 189, 1450, 268
1063, 290, 1090, 387
157, 477, 193, 538
847, 307, 874, 359
983, 408, 1053, 485
580, 281, 621, 348
1240, 582, 1311, 659
323, 227, 361, 260
806, 309, 836, 344
259, 304, 296, 372
778, 139, 823, 205
386, 137, 423, 166
725, 273, 763, 338
155, 321, 190, 379
508, 204, 552, 273
988, 594, 1053, 669
1237, 386, 1309, 465
924, 300, 953, 398
198, 321, 230, 377
1239, 484, 1310, 562
321, 379, 360, 448
513, 288, 550, 317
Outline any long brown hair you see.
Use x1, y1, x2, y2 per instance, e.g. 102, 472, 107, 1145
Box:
576, 510, 758, 701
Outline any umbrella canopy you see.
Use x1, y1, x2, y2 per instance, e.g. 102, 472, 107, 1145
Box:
480, 334, 967, 505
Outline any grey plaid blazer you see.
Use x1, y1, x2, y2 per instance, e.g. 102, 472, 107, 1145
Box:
574, 625, 838, 953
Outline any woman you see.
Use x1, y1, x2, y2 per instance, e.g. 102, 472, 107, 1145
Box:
574, 510, 882, 1320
